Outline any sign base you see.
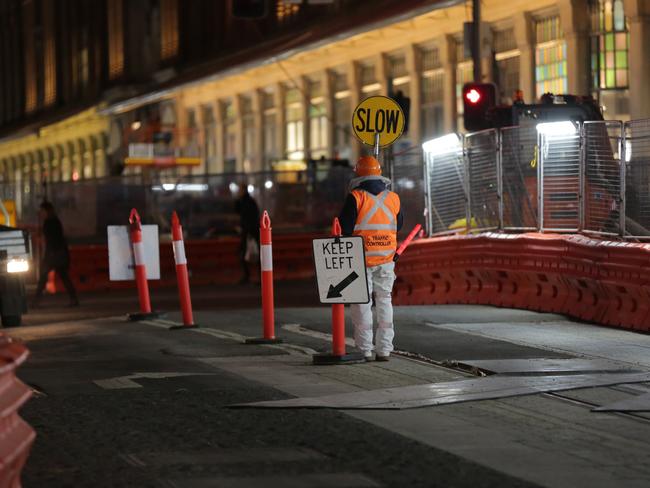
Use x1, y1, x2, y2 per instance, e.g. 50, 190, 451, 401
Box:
127, 311, 164, 322
244, 337, 284, 344
312, 352, 366, 365
169, 324, 200, 330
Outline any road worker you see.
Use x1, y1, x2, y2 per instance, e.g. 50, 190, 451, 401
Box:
339, 155, 403, 361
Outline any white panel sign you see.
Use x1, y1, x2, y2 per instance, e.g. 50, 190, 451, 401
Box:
312, 236, 369, 304
108, 225, 160, 281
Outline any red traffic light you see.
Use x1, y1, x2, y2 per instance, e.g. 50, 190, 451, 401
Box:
465, 88, 482, 104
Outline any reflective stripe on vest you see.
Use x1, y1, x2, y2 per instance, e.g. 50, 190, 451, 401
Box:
354, 191, 396, 232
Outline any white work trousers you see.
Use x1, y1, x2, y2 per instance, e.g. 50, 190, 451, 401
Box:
350, 261, 396, 356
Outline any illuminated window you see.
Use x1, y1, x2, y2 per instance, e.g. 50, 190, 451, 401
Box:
590, 0, 629, 90
285, 87, 304, 160
241, 96, 255, 172
223, 100, 237, 173
494, 28, 520, 104
276, 0, 300, 22
535, 16, 567, 98
107, 0, 124, 79
360, 61, 380, 96
308, 80, 327, 159
420, 46, 444, 140
161, 0, 179, 61
201, 106, 216, 174
388, 53, 410, 97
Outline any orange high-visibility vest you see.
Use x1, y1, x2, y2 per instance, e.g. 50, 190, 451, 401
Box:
351, 189, 400, 267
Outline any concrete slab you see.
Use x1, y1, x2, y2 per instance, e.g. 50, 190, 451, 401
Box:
166, 473, 381, 488
450, 358, 638, 375
593, 392, 650, 412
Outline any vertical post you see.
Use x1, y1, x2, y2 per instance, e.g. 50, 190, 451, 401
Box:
423, 153, 433, 237
496, 130, 504, 230
331, 218, 346, 357
245, 210, 282, 344
538, 133, 545, 232
579, 122, 586, 232
472, 0, 481, 82
464, 135, 471, 233
373, 132, 380, 160
169, 212, 197, 330
127, 208, 158, 321
620, 121, 627, 237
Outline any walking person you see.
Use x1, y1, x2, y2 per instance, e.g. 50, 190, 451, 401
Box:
34, 201, 79, 306
339, 156, 403, 361
234, 186, 260, 284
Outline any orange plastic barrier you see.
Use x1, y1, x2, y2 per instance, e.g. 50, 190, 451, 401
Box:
393, 233, 650, 332
0, 335, 35, 486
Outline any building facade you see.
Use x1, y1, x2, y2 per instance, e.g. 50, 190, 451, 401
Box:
1, 0, 649, 184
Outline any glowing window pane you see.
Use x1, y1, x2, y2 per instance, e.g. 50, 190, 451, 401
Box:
616, 51, 627, 68
606, 52, 614, 68
606, 69, 615, 87
615, 32, 627, 49
605, 33, 614, 50
616, 69, 627, 86
605, 0, 613, 31
614, 0, 625, 31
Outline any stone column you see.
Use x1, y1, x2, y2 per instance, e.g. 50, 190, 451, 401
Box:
347, 60, 361, 163
559, 0, 591, 96
214, 100, 225, 174
275, 83, 286, 161
375, 53, 389, 96
440, 35, 457, 133
233, 95, 245, 173
253, 89, 265, 172
300, 76, 310, 162
514, 11, 536, 103
405, 44, 422, 144
323, 69, 336, 159
625, 0, 650, 119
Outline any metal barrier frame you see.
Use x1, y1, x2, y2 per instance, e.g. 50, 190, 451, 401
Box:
421, 117, 650, 239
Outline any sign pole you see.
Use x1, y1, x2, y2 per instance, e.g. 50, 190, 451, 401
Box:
312, 218, 365, 365
373, 132, 380, 160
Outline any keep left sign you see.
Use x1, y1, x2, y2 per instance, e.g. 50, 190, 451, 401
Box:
312, 236, 369, 304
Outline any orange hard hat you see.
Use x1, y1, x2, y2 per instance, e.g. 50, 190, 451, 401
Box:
354, 156, 381, 176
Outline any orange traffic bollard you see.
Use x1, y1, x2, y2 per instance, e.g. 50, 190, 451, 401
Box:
127, 208, 160, 321
169, 212, 198, 330
312, 217, 365, 365
245, 210, 282, 344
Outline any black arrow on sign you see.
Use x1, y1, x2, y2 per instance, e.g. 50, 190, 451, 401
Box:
327, 271, 359, 298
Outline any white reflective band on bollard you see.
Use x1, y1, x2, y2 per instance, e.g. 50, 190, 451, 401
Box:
133, 241, 146, 266
173, 240, 187, 265
261, 244, 273, 271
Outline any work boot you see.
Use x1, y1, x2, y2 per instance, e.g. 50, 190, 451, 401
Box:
364, 352, 373, 362
375, 354, 390, 362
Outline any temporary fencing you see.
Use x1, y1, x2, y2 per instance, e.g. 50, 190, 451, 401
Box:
0, 335, 35, 487
422, 118, 650, 239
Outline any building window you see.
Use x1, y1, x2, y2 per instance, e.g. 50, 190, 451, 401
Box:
23, 0, 37, 113
285, 86, 304, 161
590, 0, 629, 90
276, 1, 300, 23
107, 0, 124, 80
388, 53, 410, 97
494, 28, 520, 104
308, 79, 327, 160
360, 61, 380, 97
261, 90, 278, 170
535, 16, 567, 98
160, 0, 179, 61
332, 70, 351, 160
223, 100, 237, 173
420, 46, 444, 141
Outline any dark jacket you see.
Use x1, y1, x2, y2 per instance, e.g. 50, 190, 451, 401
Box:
43, 215, 70, 268
339, 177, 403, 236
235, 193, 260, 235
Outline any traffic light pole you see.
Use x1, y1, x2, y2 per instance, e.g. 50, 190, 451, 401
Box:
472, 0, 481, 82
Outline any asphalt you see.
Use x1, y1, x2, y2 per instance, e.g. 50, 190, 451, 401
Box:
7, 281, 650, 487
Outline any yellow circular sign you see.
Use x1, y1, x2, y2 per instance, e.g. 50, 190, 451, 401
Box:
352, 96, 405, 147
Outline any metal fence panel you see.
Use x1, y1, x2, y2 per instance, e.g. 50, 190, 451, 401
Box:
423, 135, 467, 235
624, 118, 650, 238
465, 129, 499, 231
583, 121, 623, 236
500, 125, 538, 230
539, 122, 581, 232
391, 146, 426, 238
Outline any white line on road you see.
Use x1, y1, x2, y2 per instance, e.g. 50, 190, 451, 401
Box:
94, 372, 216, 389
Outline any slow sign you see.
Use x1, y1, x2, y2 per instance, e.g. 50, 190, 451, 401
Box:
352, 96, 405, 147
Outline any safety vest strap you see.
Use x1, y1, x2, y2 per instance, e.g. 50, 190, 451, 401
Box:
354, 191, 397, 231
366, 249, 394, 257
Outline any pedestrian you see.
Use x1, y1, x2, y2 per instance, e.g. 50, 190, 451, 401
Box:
33, 201, 79, 307
234, 185, 260, 284
339, 155, 403, 361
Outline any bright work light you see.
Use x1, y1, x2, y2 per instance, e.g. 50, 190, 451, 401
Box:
422, 133, 462, 156
535, 121, 577, 136
7, 258, 28, 274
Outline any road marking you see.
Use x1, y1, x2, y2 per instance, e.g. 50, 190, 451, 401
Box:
142, 319, 316, 356
282, 323, 355, 347
94, 372, 216, 390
